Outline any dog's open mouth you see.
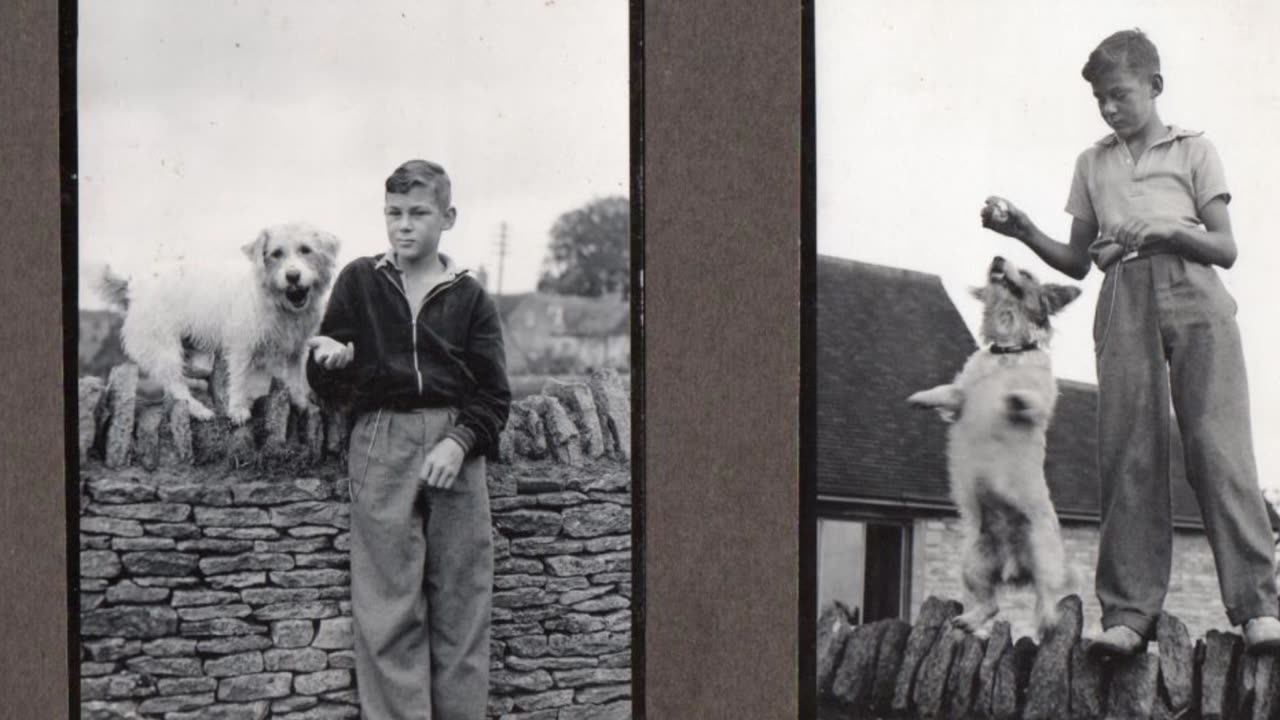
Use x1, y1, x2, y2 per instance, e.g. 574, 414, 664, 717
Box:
988, 256, 1007, 282
284, 286, 311, 308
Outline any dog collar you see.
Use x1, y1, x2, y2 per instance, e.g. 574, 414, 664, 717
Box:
989, 342, 1040, 355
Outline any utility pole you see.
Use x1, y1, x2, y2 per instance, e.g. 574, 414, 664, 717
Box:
495, 221, 508, 297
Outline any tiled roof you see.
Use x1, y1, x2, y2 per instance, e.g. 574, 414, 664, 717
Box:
816, 256, 975, 509
816, 255, 1206, 529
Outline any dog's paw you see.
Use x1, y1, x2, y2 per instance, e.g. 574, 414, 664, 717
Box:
1005, 390, 1043, 423
953, 605, 998, 634
1035, 603, 1063, 637
186, 399, 216, 422
226, 404, 253, 425
288, 388, 312, 411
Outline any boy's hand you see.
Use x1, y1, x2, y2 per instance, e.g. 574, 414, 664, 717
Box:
980, 196, 1030, 240
1114, 218, 1184, 252
420, 437, 466, 491
307, 336, 354, 369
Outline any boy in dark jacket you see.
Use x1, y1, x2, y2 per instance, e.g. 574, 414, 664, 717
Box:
307, 159, 511, 718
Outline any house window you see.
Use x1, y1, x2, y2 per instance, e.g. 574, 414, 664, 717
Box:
817, 517, 911, 624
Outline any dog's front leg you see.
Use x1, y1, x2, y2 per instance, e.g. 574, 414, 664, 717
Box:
281, 353, 313, 411
224, 347, 255, 425
908, 384, 964, 422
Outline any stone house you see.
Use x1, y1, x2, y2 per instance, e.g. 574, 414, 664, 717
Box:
816, 255, 1279, 640
498, 293, 630, 375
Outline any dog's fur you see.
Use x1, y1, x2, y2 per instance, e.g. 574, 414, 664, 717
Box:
908, 256, 1081, 635
98, 222, 340, 423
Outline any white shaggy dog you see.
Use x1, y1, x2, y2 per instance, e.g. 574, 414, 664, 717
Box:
907, 256, 1080, 636
98, 222, 340, 424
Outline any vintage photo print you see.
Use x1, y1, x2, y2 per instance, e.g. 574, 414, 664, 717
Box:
75, 2, 634, 718
813, 1, 1280, 716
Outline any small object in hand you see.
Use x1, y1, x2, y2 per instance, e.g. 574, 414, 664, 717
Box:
989, 199, 1010, 224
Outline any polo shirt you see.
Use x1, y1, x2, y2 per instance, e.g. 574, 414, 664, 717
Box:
1065, 125, 1231, 266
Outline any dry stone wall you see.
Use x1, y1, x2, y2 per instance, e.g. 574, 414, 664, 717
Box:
78, 364, 632, 720
817, 594, 1273, 720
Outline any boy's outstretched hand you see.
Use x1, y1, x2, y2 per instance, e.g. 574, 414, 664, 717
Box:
980, 196, 1030, 240
420, 437, 466, 491
307, 336, 354, 369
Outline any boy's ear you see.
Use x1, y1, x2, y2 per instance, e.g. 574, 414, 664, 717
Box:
242, 229, 268, 265
1150, 72, 1164, 97
1042, 284, 1082, 315
443, 206, 457, 231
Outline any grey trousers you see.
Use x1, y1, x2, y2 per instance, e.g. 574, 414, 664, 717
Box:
347, 408, 493, 719
1094, 253, 1278, 637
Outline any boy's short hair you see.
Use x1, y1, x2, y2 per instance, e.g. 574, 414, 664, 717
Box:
385, 159, 452, 209
1082, 29, 1161, 83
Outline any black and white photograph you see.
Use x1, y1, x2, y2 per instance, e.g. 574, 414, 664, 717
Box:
813, 1, 1280, 716
74, 2, 634, 718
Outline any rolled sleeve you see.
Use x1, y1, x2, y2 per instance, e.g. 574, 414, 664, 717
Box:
1065, 150, 1097, 226
1191, 137, 1232, 210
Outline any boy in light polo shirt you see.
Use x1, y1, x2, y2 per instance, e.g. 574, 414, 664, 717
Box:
981, 29, 1280, 654
307, 159, 511, 717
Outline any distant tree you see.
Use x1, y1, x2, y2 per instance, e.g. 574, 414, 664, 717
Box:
537, 196, 629, 299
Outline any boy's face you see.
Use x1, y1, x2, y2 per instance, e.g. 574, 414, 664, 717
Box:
1090, 66, 1161, 139
384, 185, 456, 265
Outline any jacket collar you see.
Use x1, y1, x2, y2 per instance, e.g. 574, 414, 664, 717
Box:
375, 251, 467, 281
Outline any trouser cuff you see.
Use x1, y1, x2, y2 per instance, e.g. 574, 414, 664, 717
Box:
1227, 604, 1280, 628
1101, 609, 1155, 639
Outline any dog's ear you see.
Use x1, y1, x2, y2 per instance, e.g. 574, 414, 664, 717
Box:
1042, 284, 1082, 315
969, 286, 986, 301
242, 229, 269, 265
312, 230, 341, 259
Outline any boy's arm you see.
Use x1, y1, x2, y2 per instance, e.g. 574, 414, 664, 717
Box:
442, 291, 511, 459
1138, 136, 1236, 268
305, 267, 361, 403
982, 199, 1095, 280
1159, 198, 1237, 268
1017, 216, 1096, 281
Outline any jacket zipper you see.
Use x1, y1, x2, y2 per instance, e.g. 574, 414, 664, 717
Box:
380, 266, 466, 397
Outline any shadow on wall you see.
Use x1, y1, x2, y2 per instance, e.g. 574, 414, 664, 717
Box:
78, 361, 634, 720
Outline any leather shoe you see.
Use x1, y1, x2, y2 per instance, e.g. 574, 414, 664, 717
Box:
1245, 616, 1280, 654
1087, 625, 1145, 656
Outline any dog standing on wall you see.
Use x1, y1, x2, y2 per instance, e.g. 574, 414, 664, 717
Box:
98, 222, 340, 424
908, 256, 1080, 635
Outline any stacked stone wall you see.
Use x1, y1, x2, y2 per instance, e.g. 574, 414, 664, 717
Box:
77, 364, 632, 720
819, 594, 1269, 720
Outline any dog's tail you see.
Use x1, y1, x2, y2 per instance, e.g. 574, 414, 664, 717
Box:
89, 263, 131, 310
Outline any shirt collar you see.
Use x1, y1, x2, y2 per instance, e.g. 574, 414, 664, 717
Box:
1095, 124, 1203, 148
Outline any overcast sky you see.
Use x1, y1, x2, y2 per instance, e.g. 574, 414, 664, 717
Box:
78, 0, 628, 306
818, 0, 1280, 487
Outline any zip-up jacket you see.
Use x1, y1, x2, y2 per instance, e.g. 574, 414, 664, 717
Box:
306, 253, 511, 461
